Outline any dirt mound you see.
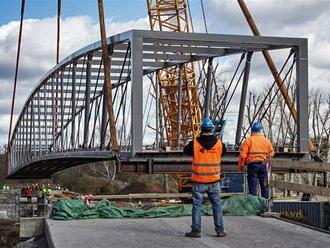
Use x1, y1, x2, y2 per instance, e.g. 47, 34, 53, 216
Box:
53, 164, 179, 195
119, 181, 164, 194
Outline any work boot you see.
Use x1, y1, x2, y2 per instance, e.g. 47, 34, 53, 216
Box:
185, 231, 201, 238
216, 231, 227, 237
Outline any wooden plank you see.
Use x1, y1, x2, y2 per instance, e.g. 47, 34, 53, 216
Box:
269, 180, 330, 197
270, 160, 330, 172
92, 192, 243, 200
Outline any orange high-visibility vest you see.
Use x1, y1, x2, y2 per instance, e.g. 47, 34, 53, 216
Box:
26, 187, 33, 197
239, 133, 274, 166
191, 139, 223, 183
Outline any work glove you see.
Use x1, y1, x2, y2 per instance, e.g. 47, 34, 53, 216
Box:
237, 158, 245, 172
238, 164, 244, 172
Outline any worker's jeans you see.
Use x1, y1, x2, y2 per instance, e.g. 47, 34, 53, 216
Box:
191, 181, 224, 233
247, 162, 269, 199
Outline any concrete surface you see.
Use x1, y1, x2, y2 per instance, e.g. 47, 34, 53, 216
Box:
46, 216, 330, 248
20, 217, 45, 238
0, 189, 20, 222
0, 220, 19, 247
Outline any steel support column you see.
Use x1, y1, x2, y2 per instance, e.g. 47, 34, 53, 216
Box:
28, 104, 32, 159
51, 77, 55, 150
60, 71, 64, 150
131, 35, 143, 153
32, 102, 36, 157
157, 75, 164, 147
84, 53, 92, 148
19, 125, 22, 163
24, 111, 27, 161
296, 41, 309, 153
155, 73, 159, 148
71, 61, 77, 149
12, 139, 16, 169
204, 57, 213, 118
43, 85, 48, 153
235, 52, 253, 148
37, 91, 41, 155
177, 64, 183, 146
100, 94, 107, 149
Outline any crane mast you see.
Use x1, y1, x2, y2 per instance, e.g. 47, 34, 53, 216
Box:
147, 0, 201, 147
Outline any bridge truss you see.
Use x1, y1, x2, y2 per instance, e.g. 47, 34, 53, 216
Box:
8, 30, 309, 179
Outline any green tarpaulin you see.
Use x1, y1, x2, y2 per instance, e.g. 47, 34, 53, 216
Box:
51, 195, 267, 220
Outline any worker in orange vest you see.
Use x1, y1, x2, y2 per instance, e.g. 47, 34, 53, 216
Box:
26, 186, 33, 204
238, 122, 274, 199
183, 118, 227, 238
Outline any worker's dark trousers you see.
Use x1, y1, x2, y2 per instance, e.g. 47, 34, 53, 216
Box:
247, 162, 269, 199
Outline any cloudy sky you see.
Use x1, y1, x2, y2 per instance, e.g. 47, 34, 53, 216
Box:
0, 0, 329, 146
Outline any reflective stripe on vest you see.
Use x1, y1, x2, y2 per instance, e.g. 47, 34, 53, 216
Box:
245, 135, 272, 163
192, 163, 221, 167
191, 139, 222, 183
191, 170, 221, 176
248, 152, 270, 155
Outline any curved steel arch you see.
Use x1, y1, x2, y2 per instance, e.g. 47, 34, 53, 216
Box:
8, 30, 309, 179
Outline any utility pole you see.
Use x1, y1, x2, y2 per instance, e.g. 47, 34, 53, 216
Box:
97, 0, 118, 150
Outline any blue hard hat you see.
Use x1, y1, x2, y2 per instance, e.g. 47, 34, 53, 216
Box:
251, 121, 262, 133
201, 118, 214, 132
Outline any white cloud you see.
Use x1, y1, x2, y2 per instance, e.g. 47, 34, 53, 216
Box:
0, 15, 148, 145
207, 0, 330, 92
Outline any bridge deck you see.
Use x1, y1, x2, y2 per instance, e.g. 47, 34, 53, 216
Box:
7, 151, 305, 179
46, 216, 330, 248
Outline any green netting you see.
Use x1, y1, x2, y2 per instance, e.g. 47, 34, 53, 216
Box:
51, 195, 266, 220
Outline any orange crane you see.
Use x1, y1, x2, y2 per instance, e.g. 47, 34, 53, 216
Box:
147, 0, 202, 192
146, 0, 201, 148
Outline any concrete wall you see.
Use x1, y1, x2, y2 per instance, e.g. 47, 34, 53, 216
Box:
0, 189, 20, 247
20, 217, 45, 238
0, 189, 20, 222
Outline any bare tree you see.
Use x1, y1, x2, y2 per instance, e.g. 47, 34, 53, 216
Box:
309, 90, 330, 160
89, 160, 116, 181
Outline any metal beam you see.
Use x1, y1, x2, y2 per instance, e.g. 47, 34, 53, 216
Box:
204, 57, 213, 118
296, 42, 309, 153
235, 52, 252, 147
60, 71, 64, 149
71, 61, 76, 148
177, 64, 183, 146
84, 53, 92, 148
131, 35, 143, 153
140, 30, 303, 46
